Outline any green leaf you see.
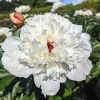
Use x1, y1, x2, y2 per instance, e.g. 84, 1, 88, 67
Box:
90, 52, 100, 59
7, 92, 12, 100
48, 96, 54, 100
0, 60, 4, 69
93, 44, 100, 52
29, 92, 36, 100
48, 96, 62, 100
19, 94, 24, 100
0, 75, 15, 90
15, 97, 20, 100
63, 90, 72, 97
55, 96, 62, 100
92, 67, 100, 78
14, 28, 21, 37
12, 81, 22, 100
65, 79, 75, 89
0, 70, 11, 78
73, 86, 79, 92
0, 90, 3, 96
90, 63, 99, 74
86, 75, 93, 83
22, 95, 28, 100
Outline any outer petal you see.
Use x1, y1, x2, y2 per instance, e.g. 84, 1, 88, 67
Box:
79, 33, 92, 57
1, 36, 33, 78
34, 75, 60, 97
67, 59, 92, 81
72, 24, 82, 34
2, 36, 20, 56
2, 53, 33, 78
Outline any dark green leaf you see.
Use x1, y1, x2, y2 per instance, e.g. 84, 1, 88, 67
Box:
0, 75, 15, 90
65, 79, 75, 89
63, 90, 72, 97
22, 95, 28, 100
0, 70, 11, 78
29, 92, 36, 100
14, 28, 21, 37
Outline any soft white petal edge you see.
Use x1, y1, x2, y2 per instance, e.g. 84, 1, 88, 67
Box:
34, 75, 60, 97
67, 59, 92, 81
1, 36, 33, 78
2, 53, 33, 78
2, 36, 20, 55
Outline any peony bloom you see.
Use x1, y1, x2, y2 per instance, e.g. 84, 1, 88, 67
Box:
15, 5, 31, 13
51, 2, 65, 12
96, 13, 100, 18
10, 12, 24, 26
2, 13, 92, 97
0, 27, 12, 37
74, 9, 93, 16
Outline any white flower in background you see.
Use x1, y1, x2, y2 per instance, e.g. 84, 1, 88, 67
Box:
64, 14, 69, 18
15, 5, 31, 13
0, 27, 12, 37
1, 13, 92, 97
74, 9, 93, 16
51, 2, 65, 12
96, 13, 100, 18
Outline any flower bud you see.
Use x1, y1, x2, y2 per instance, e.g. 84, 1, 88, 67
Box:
10, 12, 24, 26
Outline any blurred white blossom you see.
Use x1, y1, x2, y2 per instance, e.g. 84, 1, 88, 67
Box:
0, 27, 12, 37
64, 14, 69, 18
51, 2, 65, 12
96, 13, 100, 18
74, 9, 93, 16
2, 13, 92, 97
15, 5, 31, 13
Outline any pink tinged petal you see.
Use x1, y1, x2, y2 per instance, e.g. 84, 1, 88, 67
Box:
1, 53, 33, 78
34, 75, 60, 97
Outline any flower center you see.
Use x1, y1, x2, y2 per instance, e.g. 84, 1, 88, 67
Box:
47, 41, 54, 53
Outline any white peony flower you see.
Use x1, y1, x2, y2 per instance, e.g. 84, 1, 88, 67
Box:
1, 13, 92, 97
51, 2, 65, 12
15, 5, 31, 13
96, 13, 100, 18
74, 9, 93, 16
0, 27, 12, 37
